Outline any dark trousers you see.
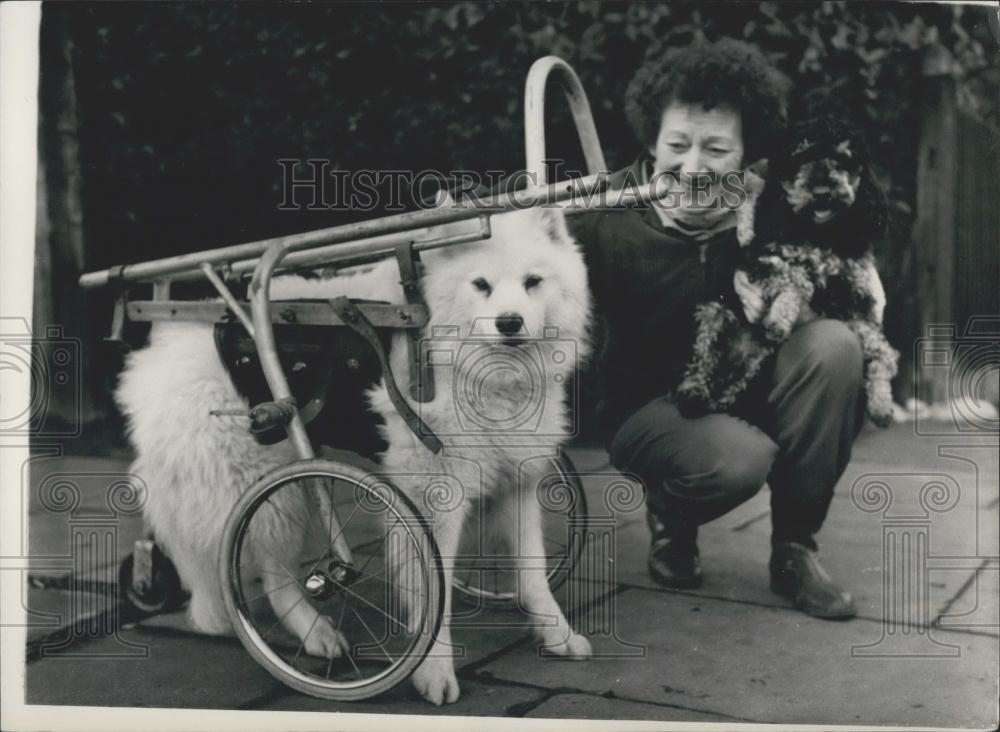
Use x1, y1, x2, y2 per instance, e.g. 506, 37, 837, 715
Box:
608, 319, 866, 547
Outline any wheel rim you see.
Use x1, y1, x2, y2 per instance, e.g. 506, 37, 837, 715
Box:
221, 459, 443, 699
451, 452, 588, 608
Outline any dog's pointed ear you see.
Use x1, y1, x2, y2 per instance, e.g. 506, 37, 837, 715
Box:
536, 206, 571, 244
431, 188, 454, 208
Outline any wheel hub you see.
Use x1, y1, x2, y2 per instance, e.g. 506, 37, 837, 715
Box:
328, 560, 359, 587
304, 571, 334, 599
304, 561, 358, 599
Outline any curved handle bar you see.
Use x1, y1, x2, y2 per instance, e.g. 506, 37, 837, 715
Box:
524, 56, 607, 185
80, 56, 612, 290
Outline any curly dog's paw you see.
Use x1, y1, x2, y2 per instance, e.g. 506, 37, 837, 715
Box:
867, 396, 896, 428
763, 306, 797, 342
868, 410, 894, 429
865, 378, 896, 428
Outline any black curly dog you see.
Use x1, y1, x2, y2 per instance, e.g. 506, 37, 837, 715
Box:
676, 117, 899, 427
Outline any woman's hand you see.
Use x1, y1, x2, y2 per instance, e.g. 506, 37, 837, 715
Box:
733, 270, 765, 323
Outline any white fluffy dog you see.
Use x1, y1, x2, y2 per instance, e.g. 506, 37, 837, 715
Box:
115, 206, 593, 705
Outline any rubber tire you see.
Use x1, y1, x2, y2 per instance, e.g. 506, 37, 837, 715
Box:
451, 450, 588, 609
219, 458, 445, 701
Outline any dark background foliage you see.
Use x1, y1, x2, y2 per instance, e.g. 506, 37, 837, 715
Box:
40, 0, 999, 440
57, 1, 997, 263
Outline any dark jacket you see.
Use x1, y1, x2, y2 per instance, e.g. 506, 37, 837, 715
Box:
569, 158, 744, 442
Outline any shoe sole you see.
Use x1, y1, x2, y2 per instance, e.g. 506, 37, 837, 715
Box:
769, 578, 857, 620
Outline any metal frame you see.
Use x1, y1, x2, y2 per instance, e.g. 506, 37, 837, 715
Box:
78, 58, 665, 688
126, 300, 429, 329
78, 50, 674, 524
524, 55, 608, 184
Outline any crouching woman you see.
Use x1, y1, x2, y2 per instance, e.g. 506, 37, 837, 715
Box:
571, 38, 866, 619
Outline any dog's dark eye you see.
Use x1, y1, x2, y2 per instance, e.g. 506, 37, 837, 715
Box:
472, 277, 492, 295
524, 275, 543, 290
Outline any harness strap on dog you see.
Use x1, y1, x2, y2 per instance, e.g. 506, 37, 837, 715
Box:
327, 296, 443, 455
394, 240, 436, 403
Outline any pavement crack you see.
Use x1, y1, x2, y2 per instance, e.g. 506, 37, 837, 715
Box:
25, 601, 148, 663
466, 673, 755, 723
458, 584, 627, 675
933, 558, 994, 628
458, 635, 533, 674
503, 687, 563, 717
599, 690, 755, 721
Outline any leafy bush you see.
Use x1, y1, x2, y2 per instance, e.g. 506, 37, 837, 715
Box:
45, 1, 997, 425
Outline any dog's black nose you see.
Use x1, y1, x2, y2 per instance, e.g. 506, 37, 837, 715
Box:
495, 312, 524, 336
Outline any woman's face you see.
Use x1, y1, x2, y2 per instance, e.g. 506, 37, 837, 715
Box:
650, 103, 744, 221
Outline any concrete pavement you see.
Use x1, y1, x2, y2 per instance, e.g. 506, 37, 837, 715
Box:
18, 423, 1000, 727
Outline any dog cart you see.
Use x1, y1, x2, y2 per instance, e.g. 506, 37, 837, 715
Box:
79, 56, 668, 700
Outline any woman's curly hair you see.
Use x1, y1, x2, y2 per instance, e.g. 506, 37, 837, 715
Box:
625, 38, 790, 163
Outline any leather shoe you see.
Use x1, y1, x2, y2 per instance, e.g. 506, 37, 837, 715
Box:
770, 541, 857, 619
647, 510, 702, 589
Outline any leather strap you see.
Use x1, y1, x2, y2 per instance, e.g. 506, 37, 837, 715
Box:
394, 241, 436, 402
327, 297, 442, 455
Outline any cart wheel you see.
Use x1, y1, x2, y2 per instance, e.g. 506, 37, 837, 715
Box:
452, 450, 588, 609
220, 458, 444, 701
118, 541, 186, 615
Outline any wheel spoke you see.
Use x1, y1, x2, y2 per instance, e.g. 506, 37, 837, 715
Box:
349, 605, 395, 666
228, 464, 446, 693
263, 494, 310, 535
311, 489, 363, 574
243, 577, 302, 607
262, 593, 306, 641
293, 612, 321, 666
336, 582, 407, 631
348, 564, 423, 597
353, 525, 392, 579
245, 553, 312, 621
326, 591, 356, 680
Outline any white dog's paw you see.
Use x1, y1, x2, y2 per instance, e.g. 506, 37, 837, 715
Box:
187, 595, 233, 636
302, 616, 350, 659
543, 632, 592, 660
411, 658, 461, 705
